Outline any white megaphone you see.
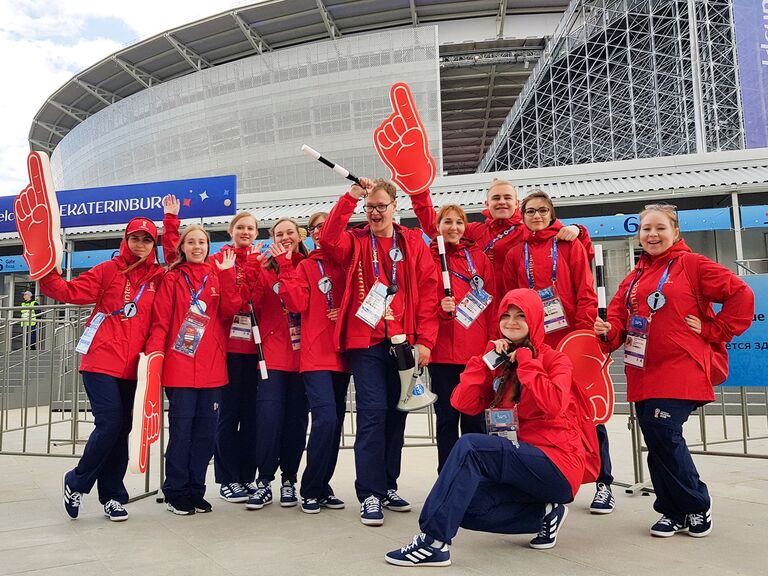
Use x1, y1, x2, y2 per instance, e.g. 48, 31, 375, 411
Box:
390, 334, 437, 412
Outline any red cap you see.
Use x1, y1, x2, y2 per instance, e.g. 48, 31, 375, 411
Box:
125, 217, 158, 242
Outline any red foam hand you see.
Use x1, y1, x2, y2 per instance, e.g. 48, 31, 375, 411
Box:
14, 152, 62, 280
130, 352, 163, 474
557, 330, 615, 425
374, 83, 436, 196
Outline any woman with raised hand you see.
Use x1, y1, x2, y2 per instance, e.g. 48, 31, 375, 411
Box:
39, 217, 165, 522
594, 204, 753, 538
145, 224, 240, 515
244, 218, 310, 511
276, 211, 350, 514
385, 289, 598, 567
427, 204, 495, 473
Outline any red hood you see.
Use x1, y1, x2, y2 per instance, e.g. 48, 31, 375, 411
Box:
173, 260, 215, 282
522, 219, 564, 243
482, 207, 522, 230
115, 217, 159, 283
308, 247, 327, 262
429, 236, 476, 258
496, 288, 545, 349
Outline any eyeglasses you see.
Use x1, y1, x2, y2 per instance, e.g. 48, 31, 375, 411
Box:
307, 223, 324, 233
523, 207, 551, 217
364, 202, 394, 214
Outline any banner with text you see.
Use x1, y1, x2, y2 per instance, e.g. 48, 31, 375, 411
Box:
721, 275, 768, 387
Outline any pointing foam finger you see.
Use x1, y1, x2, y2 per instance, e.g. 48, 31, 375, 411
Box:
391, 83, 417, 128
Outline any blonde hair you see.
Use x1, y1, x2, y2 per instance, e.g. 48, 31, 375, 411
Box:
265, 218, 310, 272
370, 178, 397, 201
171, 224, 210, 269
228, 211, 258, 236
487, 178, 517, 197
639, 203, 680, 231
437, 204, 467, 224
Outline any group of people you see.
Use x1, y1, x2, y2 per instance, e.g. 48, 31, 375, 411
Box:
26, 176, 753, 566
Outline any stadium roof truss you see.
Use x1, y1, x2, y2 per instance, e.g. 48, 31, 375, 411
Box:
29, 0, 570, 175
480, 0, 745, 172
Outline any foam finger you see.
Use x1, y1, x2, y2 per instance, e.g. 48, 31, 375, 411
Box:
383, 121, 398, 144
391, 83, 418, 128
27, 152, 49, 204
375, 129, 394, 150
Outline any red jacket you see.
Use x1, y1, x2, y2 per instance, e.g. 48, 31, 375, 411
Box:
38, 235, 165, 380
210, 245, 259, 355
451, 289, 590, 496
501, 220, 598, 348
429, 238, 496, 364
603, 240, 754, 403
318, 192, 439, 351
246, 253, 306, 372
277, 248, 349, 373
411, 190, 594, 301
145, 261, 240, 388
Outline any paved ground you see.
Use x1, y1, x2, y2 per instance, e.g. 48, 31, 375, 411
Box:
0, 413, 766, 576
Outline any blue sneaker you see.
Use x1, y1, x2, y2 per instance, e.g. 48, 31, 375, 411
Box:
385, 533, 451, 567
219, 482, 249, 503
360, 495, 384, 526
301, 497, 321, 514
103, 499, 129, 522
529, 503, 568, 549
382, 489, 411, 512
244, 482, 258, 495
319, 494, 345, 509
62, 471, 82, 520
650, 515, 687, 537
686, 508, 712, 538
245, 482, 272, 510
280, 480, 298, 507
589, 483, 616, 514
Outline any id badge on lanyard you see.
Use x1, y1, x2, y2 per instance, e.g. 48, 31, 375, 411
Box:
624, 315, 650, 368
288, 312, 301, 351
485, 405, 519, 447
173, 308, 210, 357
229, 313, 252, 340
538, 286, 569, 334
456, 289, 492, 329
76, 312, 107, 354
356, 280, 390, 329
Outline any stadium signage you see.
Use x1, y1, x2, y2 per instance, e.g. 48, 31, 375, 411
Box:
733, 0, 768, 148
0, 175, 236, 234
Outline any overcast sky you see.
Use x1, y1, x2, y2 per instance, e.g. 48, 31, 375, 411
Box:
0, 0, 257, 196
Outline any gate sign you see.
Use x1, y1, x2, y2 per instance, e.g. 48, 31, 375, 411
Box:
562, 207, 731, 238
0, 175, 236, 234
720, 275, 768, 387
733, 0, 768, 149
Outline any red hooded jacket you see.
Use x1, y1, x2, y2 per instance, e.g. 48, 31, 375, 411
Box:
602, 240, 754, 404
246, 252, 306, 372
318, 192, 439, 352
450, 289, 592, 496
38, 218, 165, 380
145, 260, 240, 388
429, 238, 497, 365
501, 220, 598, 348
277, 248, 349, 373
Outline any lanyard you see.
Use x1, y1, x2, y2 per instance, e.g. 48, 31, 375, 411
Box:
483, 225, 516, 254
182, 272, 209, 314
523, 239, 558, 289
625, 259, 675, 315
371, 233, 398, 290
450, 249, 482, 293
109, 280, 146, 316
316, 260, 334, 311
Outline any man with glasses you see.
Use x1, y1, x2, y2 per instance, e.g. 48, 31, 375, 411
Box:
319, 177, 439, 527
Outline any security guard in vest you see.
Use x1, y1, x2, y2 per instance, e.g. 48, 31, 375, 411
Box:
20, 290, 38, 350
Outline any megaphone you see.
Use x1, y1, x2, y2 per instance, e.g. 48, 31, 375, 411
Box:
390, 334, 437, 412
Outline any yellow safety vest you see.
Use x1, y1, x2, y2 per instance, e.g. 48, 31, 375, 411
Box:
20, 300, 37, 326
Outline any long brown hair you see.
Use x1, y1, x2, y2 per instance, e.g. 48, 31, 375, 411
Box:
491, 338, 537, 407
264, 218, 310, 273
170, 224, 210, 270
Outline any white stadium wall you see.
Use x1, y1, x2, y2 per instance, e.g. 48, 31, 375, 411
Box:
50, 27, 441, 196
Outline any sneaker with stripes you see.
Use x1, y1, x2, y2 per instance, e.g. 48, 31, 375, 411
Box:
686, 508, 712, 538
650, 514, 687, 537
382, 489, 411, 512
360, 495, 384, 526
385, 533, 451, 567
280, 480, 298, 507
62, 471, 82, 520
219, 483, 249, 503
103, 500, 129, 522
529, 503, 568, 549
589, 483, 616, 514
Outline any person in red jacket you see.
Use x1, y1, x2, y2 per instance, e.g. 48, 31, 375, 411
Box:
411, 179, 591, 300
594, 204, 754, 538
145, 224, 239, 515
385, 288, 596, 567
501, 191, 613, 513
276, 211, 351, 514
318, 177, 439, 527
38, 217, 166, 522
427, 204, 495, 473
243, 218, 310, 511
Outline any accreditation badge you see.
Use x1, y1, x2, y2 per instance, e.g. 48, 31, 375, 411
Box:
75, 312, 107, 354
624, 315, 650, 369
355, 280, 390, 329
455, 288, 492, 329
485, 406, 519, 447
538, 286, 569, 334
229, 313, 252, 341
288, 312, 301, 351
173, 309, 210, 357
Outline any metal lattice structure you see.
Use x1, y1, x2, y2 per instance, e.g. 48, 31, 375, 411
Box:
480, 0, 745, 172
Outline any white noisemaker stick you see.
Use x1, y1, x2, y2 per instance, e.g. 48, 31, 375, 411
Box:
436, 235, 453, 317
248, 300, 269, 380
594, 244, 608, 342
301, 144, 362, 186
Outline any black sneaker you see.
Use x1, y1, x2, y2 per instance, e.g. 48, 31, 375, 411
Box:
219, 482, 248, 503
589, 483, 616, 514
245, 481, 273, 510
190, 494, 213, 513
686, 508, 712, 538
650, 515, 687, 537
530, 503, 568, 549
301, 497, 321, 514
62, 471, 82, 520
280, 480, 298, 507
166, 496, 196, 516
382, 489, 411, 512
319, 494, 345, 509
103, 499, 129, 522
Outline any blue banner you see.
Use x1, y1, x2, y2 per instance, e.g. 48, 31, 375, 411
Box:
562, 208, 731, 238
733, 0, 768, 148
721, 275, 768, 387
740, 205, 768, 229
0, 175, 236, 234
